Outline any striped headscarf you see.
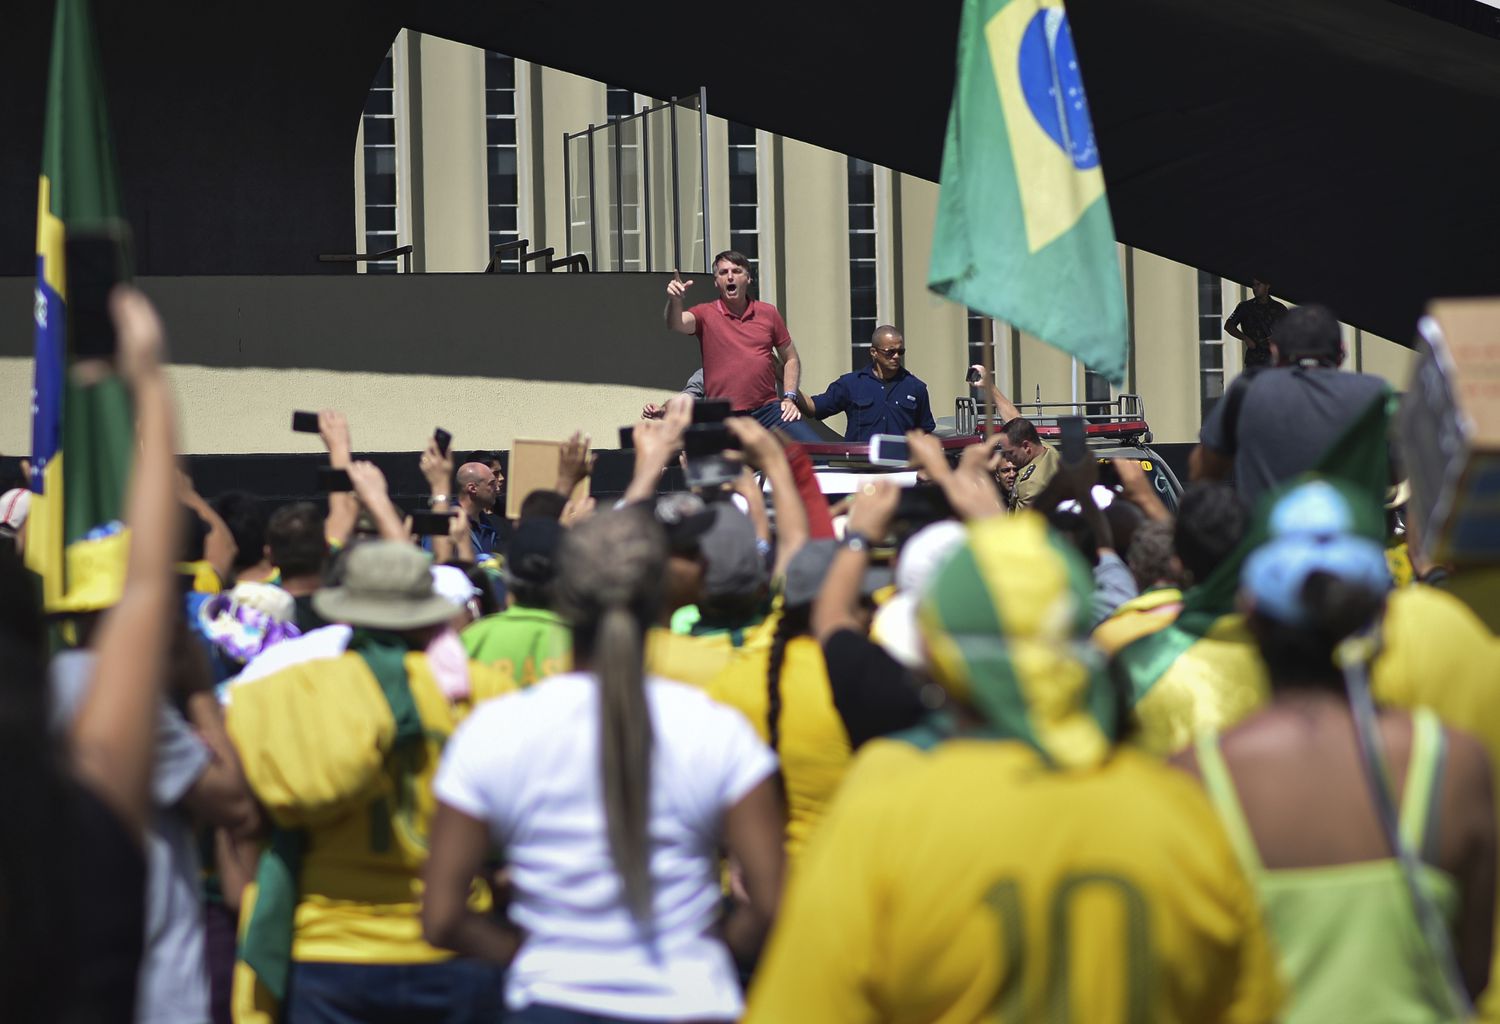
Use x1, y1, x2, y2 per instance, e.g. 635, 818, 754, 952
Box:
916, 512, 1117, 768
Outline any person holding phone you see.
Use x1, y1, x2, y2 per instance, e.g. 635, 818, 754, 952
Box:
794, 325, 936, 442
663, 251, 821, 441
998, 417, 1060, 512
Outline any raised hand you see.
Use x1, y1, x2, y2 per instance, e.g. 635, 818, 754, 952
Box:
846, 479, 901, 541
557, 431, 596, 493
420, 437, 454, 496
666, 269, 694, 300
319, 410, 352, 464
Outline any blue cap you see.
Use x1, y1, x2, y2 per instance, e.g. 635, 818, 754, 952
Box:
1241, 533, 1390, 625
1267, 479, 1358, 539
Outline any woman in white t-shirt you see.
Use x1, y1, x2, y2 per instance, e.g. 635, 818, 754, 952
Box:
423, 506, 786, 1023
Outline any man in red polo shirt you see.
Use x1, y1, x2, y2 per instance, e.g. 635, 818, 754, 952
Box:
664, 250, 820, 440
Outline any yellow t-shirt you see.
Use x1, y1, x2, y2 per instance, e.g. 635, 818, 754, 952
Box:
644, 613, 779, 689
1130, 613, 1271, 758
226, 650, 515, 964
745, 739, 1283, 1024
705, 635, 851, 857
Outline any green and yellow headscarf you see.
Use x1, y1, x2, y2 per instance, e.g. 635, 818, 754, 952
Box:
916, 512, 1117, 769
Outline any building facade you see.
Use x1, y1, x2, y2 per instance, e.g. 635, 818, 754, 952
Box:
0, 29, 1416, 456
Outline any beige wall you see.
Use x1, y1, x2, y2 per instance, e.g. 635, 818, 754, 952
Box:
1130, 250, 1202, 443
778, 138, 850, 432
413, 36, 488, 273
895, 175, 969, 421
538, 66, 604, 258
0, 357, 659, 456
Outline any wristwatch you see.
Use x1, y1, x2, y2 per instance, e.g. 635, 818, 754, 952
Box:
841, 530, 873, 554
782, 391, 798, 401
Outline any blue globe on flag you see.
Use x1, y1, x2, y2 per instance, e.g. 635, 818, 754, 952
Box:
1017, 9, 1099, 171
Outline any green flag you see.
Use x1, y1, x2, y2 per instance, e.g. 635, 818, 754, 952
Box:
928, 0, 1127, 383
28, 0, 136, 613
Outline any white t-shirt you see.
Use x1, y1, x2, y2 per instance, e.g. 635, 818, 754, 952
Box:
434, 672, 777, 1021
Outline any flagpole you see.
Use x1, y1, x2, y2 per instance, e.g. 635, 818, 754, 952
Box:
1071, 356, 1079, 407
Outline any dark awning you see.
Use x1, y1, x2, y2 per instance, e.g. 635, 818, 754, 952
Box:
2, 0, 1497, 345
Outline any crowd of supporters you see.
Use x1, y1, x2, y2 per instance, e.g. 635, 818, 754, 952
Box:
2, 286, 1499, 1024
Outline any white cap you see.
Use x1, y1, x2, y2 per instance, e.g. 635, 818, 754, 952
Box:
430, 564, 481, 609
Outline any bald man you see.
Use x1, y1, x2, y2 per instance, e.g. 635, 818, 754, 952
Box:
797, 325, 935, 442
455, 460, 503, 557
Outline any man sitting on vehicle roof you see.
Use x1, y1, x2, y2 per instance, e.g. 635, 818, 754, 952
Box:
795, 326, 935, 442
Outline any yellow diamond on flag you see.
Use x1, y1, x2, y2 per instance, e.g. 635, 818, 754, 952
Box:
985, 0, 1107, 253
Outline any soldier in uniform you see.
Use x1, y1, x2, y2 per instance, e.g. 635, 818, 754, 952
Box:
998, 417, 1060, 511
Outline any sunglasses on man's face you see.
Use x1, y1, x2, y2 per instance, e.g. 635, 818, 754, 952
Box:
874, 347, 905, 357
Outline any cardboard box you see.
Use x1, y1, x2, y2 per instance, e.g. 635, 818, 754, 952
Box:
505, 438, 589, 520
1401, 299, 1500, 565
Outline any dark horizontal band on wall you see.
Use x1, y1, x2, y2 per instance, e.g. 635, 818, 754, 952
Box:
0, 272, 709, 388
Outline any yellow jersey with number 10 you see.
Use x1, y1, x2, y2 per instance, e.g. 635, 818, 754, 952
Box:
746, 739, 1283, 1024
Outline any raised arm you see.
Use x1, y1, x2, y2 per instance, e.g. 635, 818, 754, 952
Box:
622, 396, 691, 504
420, 435, 457, 562
907, 432, 1005, 523
969, 364, 1021, 425
347, 461, 410, 543
812, 479, 900, 644
320, 410, 359, 547
557, 431, 595, 496
72, 287, 180, 840
664, 272, 698, 335
729, 416, 808, 578
178, 471, 237, 586
1111, 456, 1172, 524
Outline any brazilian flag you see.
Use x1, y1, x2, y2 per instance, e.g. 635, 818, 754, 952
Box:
28, 0, 135, 614
929, 0, 1127, 383
1115, 388, 1396, 754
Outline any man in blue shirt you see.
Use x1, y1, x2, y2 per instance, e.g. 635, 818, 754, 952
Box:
797, 325, 936, 441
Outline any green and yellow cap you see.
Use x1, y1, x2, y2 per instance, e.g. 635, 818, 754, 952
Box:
916, 512, 1116, 769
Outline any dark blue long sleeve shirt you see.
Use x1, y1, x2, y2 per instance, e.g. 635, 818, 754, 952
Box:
809, 367, 936, 441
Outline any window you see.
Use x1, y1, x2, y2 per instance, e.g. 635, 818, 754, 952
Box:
1083, 365, 1112, 419
727, 122, 759, 283
605, 86, 644, 270
1197, 270, 1226, 419
847, 157, 878, 368
362, 50, 400, 273
485, 53, 521, 271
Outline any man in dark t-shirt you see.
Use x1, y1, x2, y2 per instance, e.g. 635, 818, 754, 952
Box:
1192, 304, 1388, 509
1223, 278, 1287, 369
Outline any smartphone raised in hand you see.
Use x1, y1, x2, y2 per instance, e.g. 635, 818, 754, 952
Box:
618, 425, 635, 450
65, 225, 132, 359
434, 428, 452, 457
965, 366, 983, 384
684, 423, 741, 456
292, 410, 320, 433
410, 509, 457, 536
868, 433, 912, 467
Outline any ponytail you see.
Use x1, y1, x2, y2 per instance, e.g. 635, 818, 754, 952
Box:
555, 508, 667, 932
764, 613, 794, 753
597, 602, 653, 927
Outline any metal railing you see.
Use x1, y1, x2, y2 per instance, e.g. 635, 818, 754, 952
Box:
563, 89, 710, 274
486, 239, 591, 273
318, 244, 414, 273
